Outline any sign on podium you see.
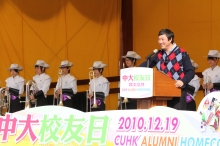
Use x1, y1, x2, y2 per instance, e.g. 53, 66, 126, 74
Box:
120, 67, 181, 109
120, 67, 153, 98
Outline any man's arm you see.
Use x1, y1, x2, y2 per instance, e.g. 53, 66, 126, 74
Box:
139, 52, 159, 68
181, 53, 195, 85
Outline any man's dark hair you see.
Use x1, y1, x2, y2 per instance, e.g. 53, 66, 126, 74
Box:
158, 29, 174, 44
10, 69, 19, 73
35, 65, 46, 73
97, 68, 104, 74
207, 57, 218, 61
60, 67, 70, 73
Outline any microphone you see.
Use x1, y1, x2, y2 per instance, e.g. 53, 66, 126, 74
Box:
145, 49, 158, 60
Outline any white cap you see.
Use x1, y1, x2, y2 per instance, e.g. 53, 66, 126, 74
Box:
59, 60, 73, 68
89, 61, 107, 69
7, 64, 23, 71
122, 51, 141, 60
34, 60, 49, 68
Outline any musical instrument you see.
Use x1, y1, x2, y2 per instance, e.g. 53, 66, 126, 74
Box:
58, 69, 63, 106
88, 71, 98, 111
86, 90, 90, 112
204, 73, 211, 96
20, 80, 37, 108
53, 88, 56, 105
0, 87, 10, 115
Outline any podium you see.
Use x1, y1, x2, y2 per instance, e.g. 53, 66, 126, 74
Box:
137, 68, 181, 109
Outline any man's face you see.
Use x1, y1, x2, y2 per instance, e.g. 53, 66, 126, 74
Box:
208, 58, 218, 68
158, 34, 172, 50
61, 67, 69, 75
125, 58, 134, 68
10, 70, 18, 77
93, 68, 101, 76
35, 66, 42, 74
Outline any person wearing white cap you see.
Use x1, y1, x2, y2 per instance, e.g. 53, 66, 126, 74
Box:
29, 60, 52, 107
54, 60, 77, 108
202, 50, 220, 94
88, 61, 110, 111
185, 60, 201, 111
122, 51, 141, 68
120, 51, 141, 109
5, 64, 25, 113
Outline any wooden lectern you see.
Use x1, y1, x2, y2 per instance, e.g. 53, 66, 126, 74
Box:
137, 68, 181, 109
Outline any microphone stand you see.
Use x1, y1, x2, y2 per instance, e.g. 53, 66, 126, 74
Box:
146, 57, 151, 68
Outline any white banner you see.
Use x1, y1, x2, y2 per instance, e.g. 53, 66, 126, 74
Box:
1, 92, 220, 145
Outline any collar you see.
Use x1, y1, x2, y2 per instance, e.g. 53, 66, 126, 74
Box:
164, 43, 177, 55
210, 65, 220, 71
13, 75, 19, 79
62, 73, 70, 76
96, 75, 103, 79
37, 73, 45, 76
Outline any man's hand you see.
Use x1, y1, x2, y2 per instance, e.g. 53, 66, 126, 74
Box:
88, 93, 93, 99
29, 93, 35, 100
208, 83, 214, 90
54, 90, 59, 99
202, 84, 207, 89
175, 80, 184, 88
5, 87, 9, 91
56, 89, 61, 94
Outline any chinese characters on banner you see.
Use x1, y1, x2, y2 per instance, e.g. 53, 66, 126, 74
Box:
0, 111, 110, 145
0, 93, 220, 145
120, 67, 153, 98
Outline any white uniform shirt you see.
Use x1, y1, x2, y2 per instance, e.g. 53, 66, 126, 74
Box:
202, 65, 220, 84
188, 75, 201, 99
5, 75, 25, 96
30, 73, 51, 97
55, 74, 77, 94
89, 75, 110, 98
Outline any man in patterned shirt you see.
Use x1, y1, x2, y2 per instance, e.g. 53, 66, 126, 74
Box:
140, 29, 195, 110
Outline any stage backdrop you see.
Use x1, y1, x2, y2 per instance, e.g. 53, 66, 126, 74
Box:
0, 0, 121, 110
133, 0, 220, 108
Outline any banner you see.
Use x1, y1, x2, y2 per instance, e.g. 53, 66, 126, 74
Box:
120, 67, 153, 98
1, 92, 220, 145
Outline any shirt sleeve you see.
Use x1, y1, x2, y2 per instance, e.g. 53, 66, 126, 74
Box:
70, 79, 77, 94
139, 61, 148, 67
149, 52, 159, 68
181, 52, 195, 85
139, 52, 159, 68
194, 78, 201, 93
18, 78, 25, 95
102, 82, 110, 97
189, 76, 201, 93
42, 77, 52, 95
55, 78, 60, 91
5, 78, 9, 95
